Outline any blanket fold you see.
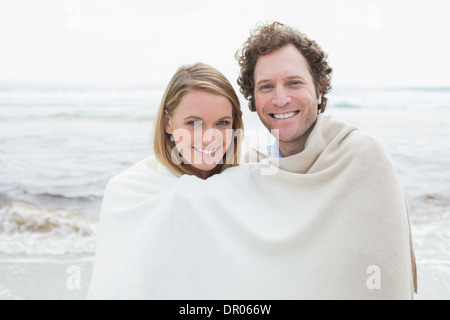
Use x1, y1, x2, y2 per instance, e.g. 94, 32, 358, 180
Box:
88, 114, 417, 300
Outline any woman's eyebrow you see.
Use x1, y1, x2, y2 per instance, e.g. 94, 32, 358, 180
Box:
183, 116, 203, 121
184, 116, 232, 121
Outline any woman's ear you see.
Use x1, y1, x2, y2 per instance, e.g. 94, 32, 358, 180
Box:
318, 91, 323, 106
164, 110, 172, 134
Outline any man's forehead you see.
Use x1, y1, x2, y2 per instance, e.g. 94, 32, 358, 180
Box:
254, 44, 313, 81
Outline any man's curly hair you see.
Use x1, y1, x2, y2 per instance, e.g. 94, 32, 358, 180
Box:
235, 22, 333, 113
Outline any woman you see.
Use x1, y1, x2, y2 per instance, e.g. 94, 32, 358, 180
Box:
155, 62, 243, 179
87, 63, 243, 299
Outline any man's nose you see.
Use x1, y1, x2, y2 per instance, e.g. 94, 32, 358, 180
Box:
272, 86, 292, 107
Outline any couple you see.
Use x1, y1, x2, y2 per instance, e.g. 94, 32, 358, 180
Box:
88, 22, 417, 300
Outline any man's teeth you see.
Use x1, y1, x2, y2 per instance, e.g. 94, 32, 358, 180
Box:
272, 111, 299, 119
194, 147, 218, 155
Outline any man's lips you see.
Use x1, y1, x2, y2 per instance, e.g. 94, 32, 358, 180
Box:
269, 111, 300, 119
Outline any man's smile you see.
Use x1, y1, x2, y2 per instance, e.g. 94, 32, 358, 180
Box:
269, 111, 300, 119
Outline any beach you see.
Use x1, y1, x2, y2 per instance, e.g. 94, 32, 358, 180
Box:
1, 84, 449, 300
0, 253, 93, 300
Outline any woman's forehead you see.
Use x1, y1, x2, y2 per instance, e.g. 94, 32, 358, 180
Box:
174, 90, 233, 120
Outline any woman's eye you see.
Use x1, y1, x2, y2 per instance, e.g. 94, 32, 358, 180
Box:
217, 120, 231, 126
188, 120, 202, 126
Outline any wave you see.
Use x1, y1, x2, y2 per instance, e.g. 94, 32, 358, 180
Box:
0, 85, 163, 122
409, 194, 450, 218
331, 102, 362, 109
0, 193, 447, 257
0, 86, 164, 103
329, 87, 450, 110
48, 112, 154, 121
382, 87, 450, 92
0, 108, 156, 122
0, 202, 98, 255
408, 194, 450, 276
35, 193, 99, 202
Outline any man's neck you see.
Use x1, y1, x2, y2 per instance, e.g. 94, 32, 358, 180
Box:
278, 120, 317, 157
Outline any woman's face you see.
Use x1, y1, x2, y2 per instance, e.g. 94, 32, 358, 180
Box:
164, 90, 234, 178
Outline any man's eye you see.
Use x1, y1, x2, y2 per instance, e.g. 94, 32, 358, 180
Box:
260, 84, 273, 91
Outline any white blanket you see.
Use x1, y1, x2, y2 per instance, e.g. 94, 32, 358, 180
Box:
88, 114, 417, 300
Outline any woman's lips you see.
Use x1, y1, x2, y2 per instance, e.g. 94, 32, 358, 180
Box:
193, 146, 221, 157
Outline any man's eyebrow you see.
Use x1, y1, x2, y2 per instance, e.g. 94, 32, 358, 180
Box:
256, 79, 271, 87
285, 75, 307, 81
256, 75, 307, 87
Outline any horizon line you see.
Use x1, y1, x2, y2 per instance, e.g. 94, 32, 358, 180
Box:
0, 80, 449, 92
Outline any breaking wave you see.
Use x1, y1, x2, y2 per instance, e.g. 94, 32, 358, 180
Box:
0, 202, 98, 255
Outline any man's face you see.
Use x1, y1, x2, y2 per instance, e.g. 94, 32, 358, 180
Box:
253, 44, 322, 155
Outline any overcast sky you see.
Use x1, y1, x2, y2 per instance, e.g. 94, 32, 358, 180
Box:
1, 0, 449, 88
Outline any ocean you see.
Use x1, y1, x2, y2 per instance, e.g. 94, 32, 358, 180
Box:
0, 84, 449, 299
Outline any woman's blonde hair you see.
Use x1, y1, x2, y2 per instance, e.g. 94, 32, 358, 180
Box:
153, 63, 244, 179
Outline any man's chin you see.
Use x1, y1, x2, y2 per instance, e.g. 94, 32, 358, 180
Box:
271, 119, 317, 142
271, 130, 301, 143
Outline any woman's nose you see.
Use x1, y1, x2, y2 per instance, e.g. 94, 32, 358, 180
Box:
202, 128, 222, 143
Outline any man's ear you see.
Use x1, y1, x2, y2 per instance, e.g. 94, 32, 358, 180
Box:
164, 110, 172, 134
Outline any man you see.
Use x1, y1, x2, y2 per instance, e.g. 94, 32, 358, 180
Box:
236, 22, 331, 160
235, 21, 418, 298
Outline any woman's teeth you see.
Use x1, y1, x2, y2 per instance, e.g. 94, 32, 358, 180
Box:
271, 111, 299, 119
194, 147, 218, 155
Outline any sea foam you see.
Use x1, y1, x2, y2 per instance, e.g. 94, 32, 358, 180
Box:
0, 202, 98, 255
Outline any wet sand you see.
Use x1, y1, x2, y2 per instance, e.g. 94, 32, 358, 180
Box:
0, 254, 93, 300
1, 254, 449, 300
